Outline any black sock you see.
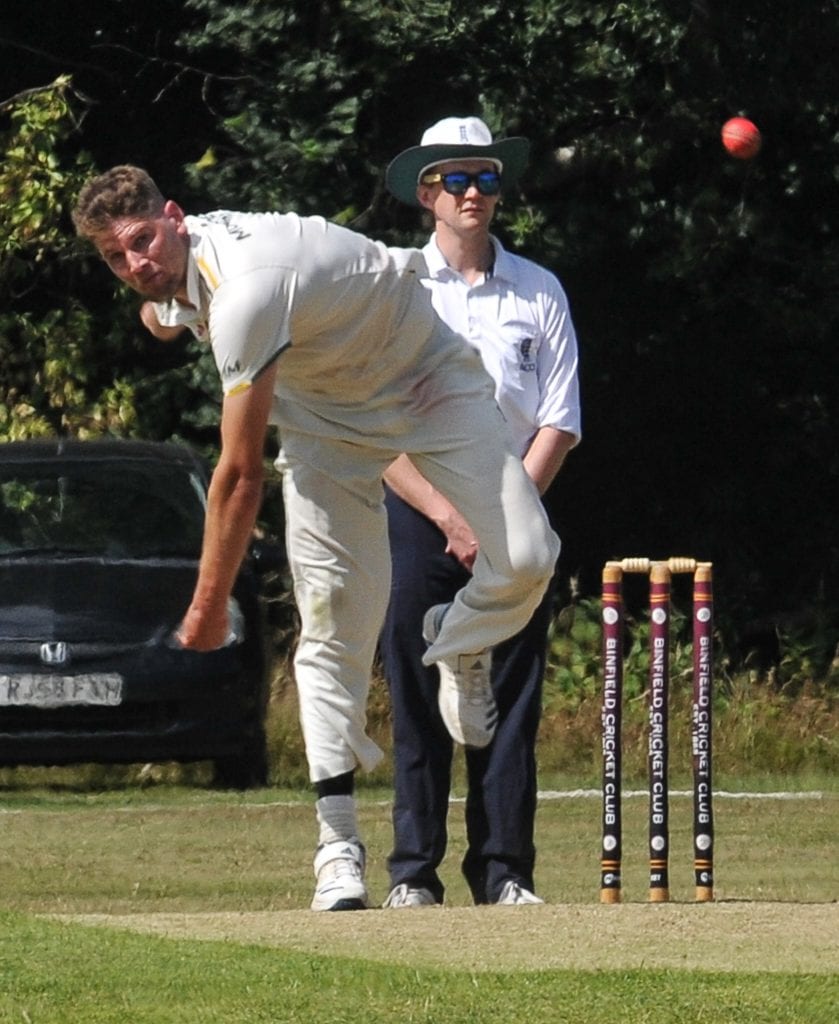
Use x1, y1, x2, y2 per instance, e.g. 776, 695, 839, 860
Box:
315, 769, 355, 798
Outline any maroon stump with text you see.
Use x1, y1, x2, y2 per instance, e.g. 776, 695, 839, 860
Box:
648, 561, 671, 902
599, 562, 624, 903
692, 563, 715, 901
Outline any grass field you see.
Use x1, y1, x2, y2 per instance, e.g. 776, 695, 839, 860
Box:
1, 772, 837, 1022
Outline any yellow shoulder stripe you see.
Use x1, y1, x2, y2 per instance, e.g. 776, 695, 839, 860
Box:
197, 257, 220, 289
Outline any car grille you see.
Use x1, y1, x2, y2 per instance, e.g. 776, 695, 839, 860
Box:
0, 701, 179, 732
0, 640, 150, 664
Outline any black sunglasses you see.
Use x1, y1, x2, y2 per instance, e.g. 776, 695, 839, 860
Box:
420, 170, 502, 196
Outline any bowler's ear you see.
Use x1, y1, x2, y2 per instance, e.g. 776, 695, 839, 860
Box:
163, 200, 187, 226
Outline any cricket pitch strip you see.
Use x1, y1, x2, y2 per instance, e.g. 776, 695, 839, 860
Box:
56, 902, 838, 974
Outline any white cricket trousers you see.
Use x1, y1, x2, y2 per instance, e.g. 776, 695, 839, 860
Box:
278, 340, 560, 783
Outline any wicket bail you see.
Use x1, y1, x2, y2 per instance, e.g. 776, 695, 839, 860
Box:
599, 557, 715, 904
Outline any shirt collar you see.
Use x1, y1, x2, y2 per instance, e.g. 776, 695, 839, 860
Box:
423, 233, 510, 283
183, 240, 203, 306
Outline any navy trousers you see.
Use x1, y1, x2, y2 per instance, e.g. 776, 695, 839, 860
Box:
380, 487, 556, 904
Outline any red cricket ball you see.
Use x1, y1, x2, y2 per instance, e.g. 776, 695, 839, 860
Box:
721, 117, 762, 160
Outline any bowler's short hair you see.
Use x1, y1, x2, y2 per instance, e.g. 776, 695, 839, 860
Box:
72, 165, 165, 239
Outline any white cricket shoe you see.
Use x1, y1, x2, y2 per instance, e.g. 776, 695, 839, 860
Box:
311, 839, 369, 911
422, 603, 497, 748
496, 880, 545, 905
382, 883, 439, 908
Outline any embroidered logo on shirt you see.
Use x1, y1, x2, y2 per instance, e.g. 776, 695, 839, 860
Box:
519, 338, 536, 372
222, 359, 242, 378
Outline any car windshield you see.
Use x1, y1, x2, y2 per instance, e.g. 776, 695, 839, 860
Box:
0, 460, 206, 558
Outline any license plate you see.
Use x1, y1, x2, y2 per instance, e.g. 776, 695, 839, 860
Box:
0, 673, 124, 707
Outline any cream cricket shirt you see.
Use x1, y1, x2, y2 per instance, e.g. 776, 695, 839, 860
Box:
421, 234, 582, 456
152, 211, 438, 439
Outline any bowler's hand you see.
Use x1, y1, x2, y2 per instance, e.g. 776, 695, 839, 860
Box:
176, 604, 230, 651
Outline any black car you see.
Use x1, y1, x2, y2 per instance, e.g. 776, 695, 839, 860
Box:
0, 438, 280, 788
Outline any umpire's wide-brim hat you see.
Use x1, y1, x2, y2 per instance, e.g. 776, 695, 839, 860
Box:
386, 116, 530, 207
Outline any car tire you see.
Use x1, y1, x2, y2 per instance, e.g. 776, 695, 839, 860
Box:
211, 731, 269, 790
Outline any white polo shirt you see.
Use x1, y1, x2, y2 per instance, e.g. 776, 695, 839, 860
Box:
421, 234, 581, 456
152, 210, 436, 413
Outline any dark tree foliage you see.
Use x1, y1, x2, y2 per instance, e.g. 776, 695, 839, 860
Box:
1, 1, 229, 451
1, 1, 838, 660
0, 0, 217, 190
